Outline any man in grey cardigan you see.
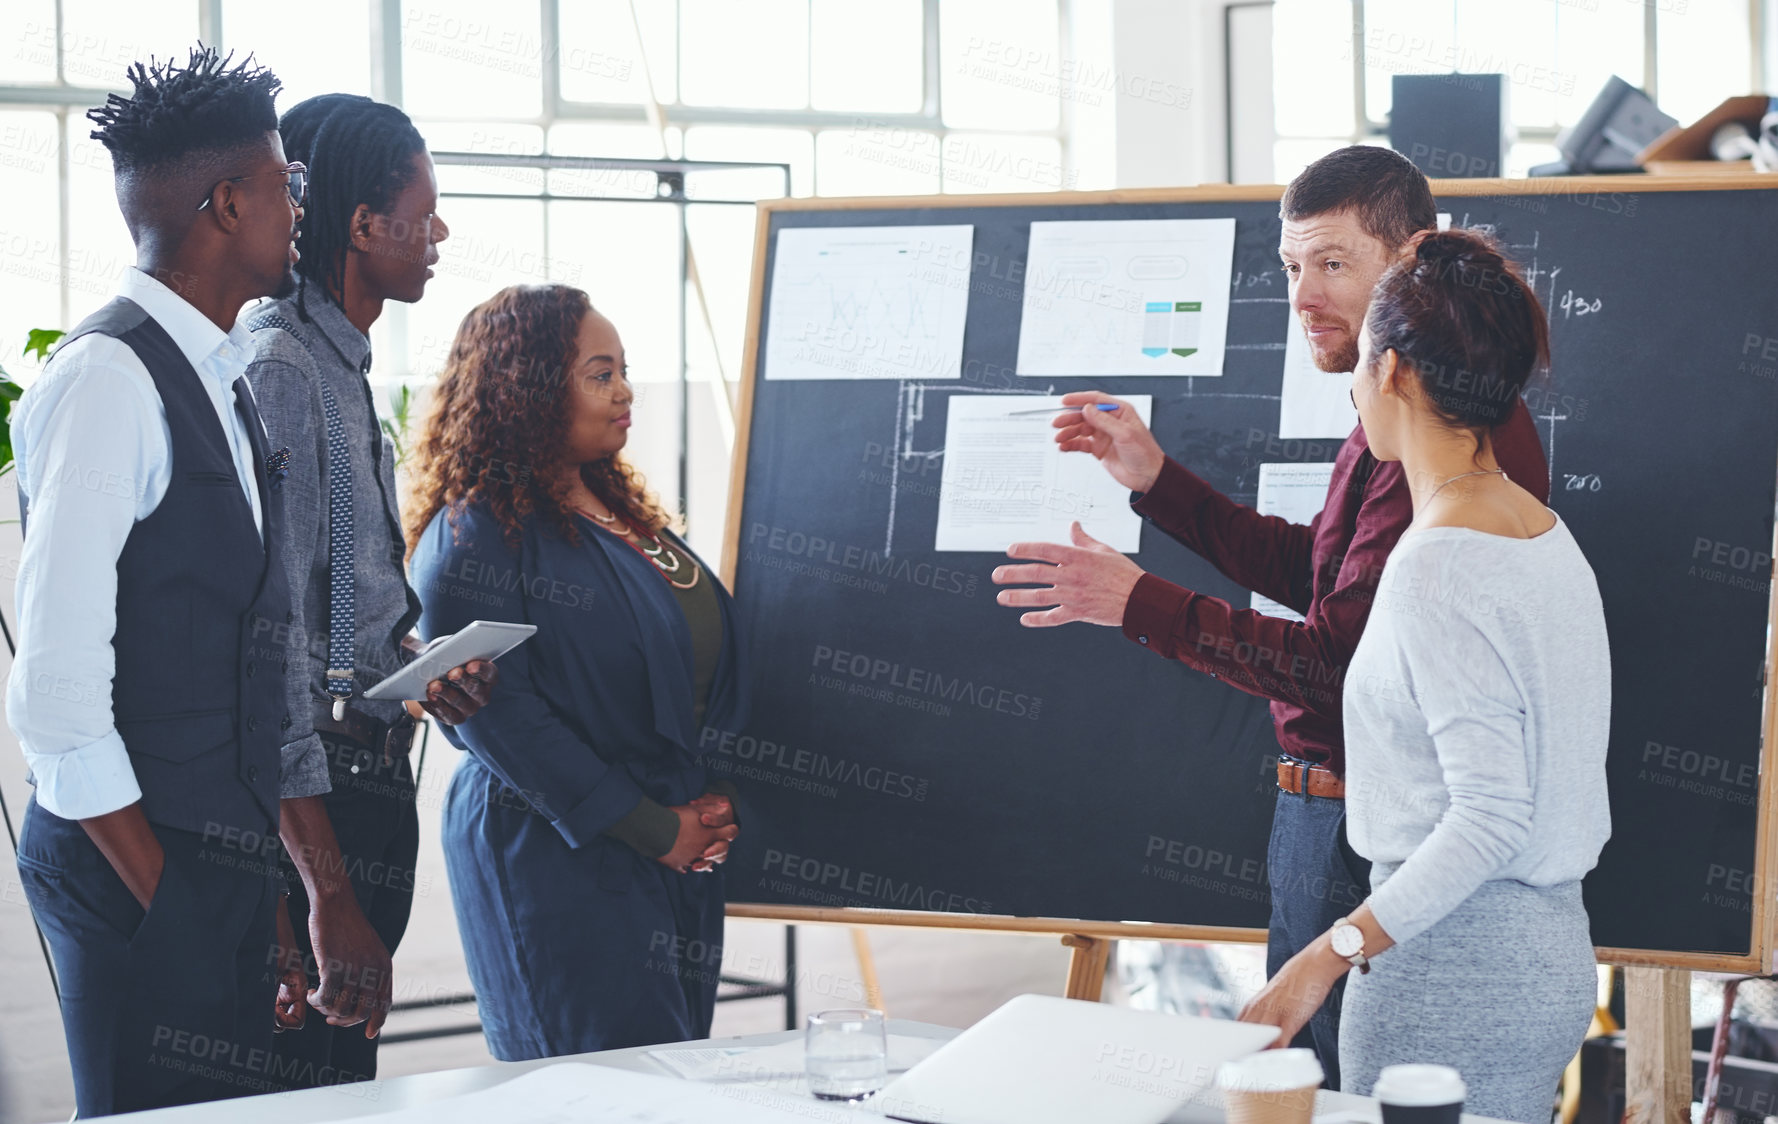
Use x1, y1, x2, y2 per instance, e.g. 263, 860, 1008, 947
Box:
244, 94, 495, 1088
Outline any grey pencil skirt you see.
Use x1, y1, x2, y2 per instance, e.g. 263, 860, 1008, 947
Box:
1339, 864, 1597, 1124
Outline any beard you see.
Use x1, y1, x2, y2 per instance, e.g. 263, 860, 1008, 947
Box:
1305, 320, 1358, 373
272, 264, 300, 300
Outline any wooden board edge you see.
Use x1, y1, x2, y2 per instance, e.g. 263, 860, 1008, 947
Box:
750, 175, 1776, 216
724, 903, 1268, 944
732, 186, 1778, 971
1431, 173, 1778, 196
1757, 474, 1778, 972
720, 204, 774, 587
752, 184, 1286, 211
723, 907, 1765, 972
1596, 946, 1762, 973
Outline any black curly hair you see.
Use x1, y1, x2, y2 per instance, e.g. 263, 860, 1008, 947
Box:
278, 94, 427, 303
88, 46, 281, 173
87, 46, 283, 238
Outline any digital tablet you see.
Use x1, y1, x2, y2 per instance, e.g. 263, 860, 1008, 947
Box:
361, 620, 537, 701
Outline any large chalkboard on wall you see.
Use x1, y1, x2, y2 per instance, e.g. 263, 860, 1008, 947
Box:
716, 178, 1778, 969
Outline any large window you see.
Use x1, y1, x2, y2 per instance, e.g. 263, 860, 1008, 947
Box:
1271, 0, 1764, 182
0, 0, 1076, 544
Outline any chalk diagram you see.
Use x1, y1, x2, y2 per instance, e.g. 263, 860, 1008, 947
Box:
1449, 221, 1586, 492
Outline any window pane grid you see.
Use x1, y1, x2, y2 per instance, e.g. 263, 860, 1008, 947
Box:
1280, 0, 1706, 183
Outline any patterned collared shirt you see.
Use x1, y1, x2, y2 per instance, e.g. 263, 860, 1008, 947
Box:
243, 289, 421, 795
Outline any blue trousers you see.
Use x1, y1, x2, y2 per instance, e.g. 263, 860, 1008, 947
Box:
17, 798, 279, 1116
271, 732, 420, 1088
1265, 788, 1371, 1091
442, 753, 725, 1061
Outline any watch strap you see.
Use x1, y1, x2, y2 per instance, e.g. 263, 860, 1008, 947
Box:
1332, 916, 1371, 974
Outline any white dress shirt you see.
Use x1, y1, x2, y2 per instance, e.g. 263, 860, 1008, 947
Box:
6, 268, 266, 820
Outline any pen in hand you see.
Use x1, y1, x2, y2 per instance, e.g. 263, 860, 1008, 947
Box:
1002, 403, 1122, 416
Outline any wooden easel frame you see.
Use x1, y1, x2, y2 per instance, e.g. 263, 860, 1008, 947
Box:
719, 176, 1778, 1003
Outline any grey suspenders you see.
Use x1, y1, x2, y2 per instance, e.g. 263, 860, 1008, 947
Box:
245, 311, 357, 719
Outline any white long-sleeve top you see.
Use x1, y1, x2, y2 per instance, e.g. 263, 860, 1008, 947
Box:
1343, 515, 1612, 946
5, 268, 270, 820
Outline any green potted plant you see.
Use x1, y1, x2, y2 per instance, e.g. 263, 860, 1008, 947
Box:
0, 329, 61, 501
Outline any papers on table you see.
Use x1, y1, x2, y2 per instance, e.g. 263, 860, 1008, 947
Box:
763, 225, 974, 381
647, 1045, 762, 1081
648, 1033, 944, 1084
359, 1062, 822, 1123
1277, 320, 1358, 440
934, 394, 1152, 553
1016, 218, 1236, 378
1250, 462, 1334, 622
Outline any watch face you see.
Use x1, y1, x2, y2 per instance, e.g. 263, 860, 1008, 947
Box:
1331, 925, 1363, 957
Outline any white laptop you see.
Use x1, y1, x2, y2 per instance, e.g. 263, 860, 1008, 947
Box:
870, 994, 1282, 1124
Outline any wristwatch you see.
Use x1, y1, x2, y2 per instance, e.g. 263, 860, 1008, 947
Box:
1330, 917, 1371, 974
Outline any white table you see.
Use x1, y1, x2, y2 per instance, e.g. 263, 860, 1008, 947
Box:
94, 1019, 1504, 1124
95, 1020, 954, 1124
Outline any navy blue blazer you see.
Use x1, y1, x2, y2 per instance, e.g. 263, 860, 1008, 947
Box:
410, 501, 748, 847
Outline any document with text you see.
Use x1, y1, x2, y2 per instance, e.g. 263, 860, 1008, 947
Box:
935, 394, 1152, 553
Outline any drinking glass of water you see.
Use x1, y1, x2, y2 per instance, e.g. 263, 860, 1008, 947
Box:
805, 1008, 887, 1101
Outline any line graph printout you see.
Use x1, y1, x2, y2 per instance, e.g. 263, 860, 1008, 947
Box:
763, 225, 974, 380
1016, 218, 1236, 378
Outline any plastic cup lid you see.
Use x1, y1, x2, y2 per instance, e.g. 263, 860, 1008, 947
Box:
1217, 1049, 1325, 1093
1372, 1064, 1467, 1106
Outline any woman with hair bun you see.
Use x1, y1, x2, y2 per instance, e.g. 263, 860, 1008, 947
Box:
405, 284, 747, 1057
1240, 230, 1610, 1123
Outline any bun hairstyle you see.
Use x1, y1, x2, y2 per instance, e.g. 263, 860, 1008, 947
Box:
1363, 228, 1550, 434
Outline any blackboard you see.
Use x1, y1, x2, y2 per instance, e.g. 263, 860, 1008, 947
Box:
716, 178, 1778, 969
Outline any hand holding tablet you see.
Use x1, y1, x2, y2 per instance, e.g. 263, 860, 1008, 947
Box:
363, 621, 537, 703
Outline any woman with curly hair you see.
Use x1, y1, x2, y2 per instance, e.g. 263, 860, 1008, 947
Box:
405, 284, 747, 1058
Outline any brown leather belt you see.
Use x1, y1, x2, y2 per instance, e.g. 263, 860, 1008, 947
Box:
312, 699, 417, 765
1277, 757, 1345, 800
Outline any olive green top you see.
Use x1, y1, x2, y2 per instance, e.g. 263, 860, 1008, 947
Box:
603, 528, 728, 860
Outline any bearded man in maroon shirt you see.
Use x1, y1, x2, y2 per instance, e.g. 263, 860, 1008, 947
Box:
991, 146, 1549, 1089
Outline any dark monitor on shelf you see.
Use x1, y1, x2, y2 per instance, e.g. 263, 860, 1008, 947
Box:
1537, 74, 1676, 176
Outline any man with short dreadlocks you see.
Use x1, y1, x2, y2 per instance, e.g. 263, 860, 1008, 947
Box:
5, 47, 388, 1114
242, 93, 496, 1089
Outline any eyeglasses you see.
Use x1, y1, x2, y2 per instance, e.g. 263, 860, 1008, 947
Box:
196, 161, 307, 212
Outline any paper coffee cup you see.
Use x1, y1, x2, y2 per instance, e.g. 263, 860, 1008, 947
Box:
1373, 1064, 1466, 1124
1217, 1049, 1324, 1124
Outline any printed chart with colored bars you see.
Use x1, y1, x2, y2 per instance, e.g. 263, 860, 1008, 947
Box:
1142, 300, 1205, 358
1016, 217, 1236, 378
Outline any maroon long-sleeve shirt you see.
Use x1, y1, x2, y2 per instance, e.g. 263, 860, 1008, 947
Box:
1120, 400, 1549, 776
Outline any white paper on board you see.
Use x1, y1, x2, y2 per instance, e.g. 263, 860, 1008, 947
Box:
935, 394, 1153, 553
1278, 320, 1358, 440
1250, 462, 1335, 622
1015, 219, 1236, 378
763, 225, 973, 380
